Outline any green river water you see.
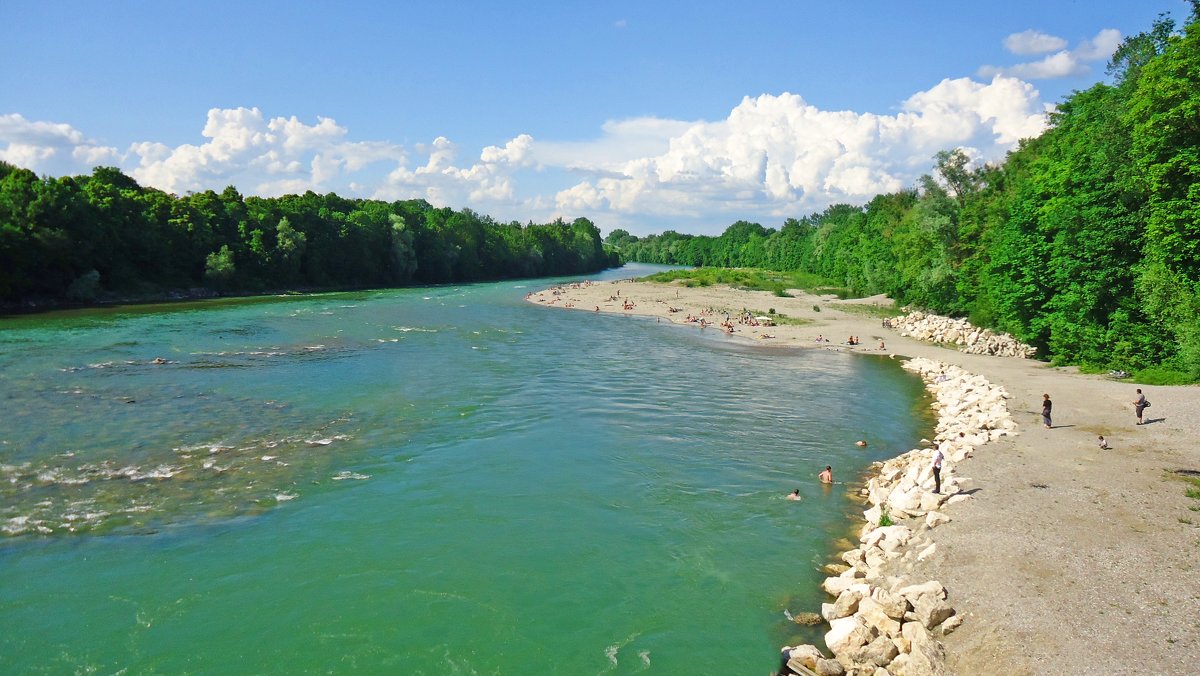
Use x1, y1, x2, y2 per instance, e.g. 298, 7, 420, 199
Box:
0, 264, 934, 673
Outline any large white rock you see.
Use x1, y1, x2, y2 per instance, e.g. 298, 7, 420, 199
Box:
841, 548, 865, 567
785, 644, 825, 672
864, 547, 890, 572
895, 622, 946, 675
857, 597, 902, 637
936, 615, 964, 636
823, 575, 855, 597
845, 634, 900, 668
924, 511, 951, 529
886, 488, 922, 513
912, 594, 955, 629
814, 657, 845, 676
870, 587, 908, 620
863, 505, 883, 526
900, 620, 931, 651
895, 580, 947, 603
863, 525, 912, 555
841, 569, 867, 588
828, 586, 867, 620
919, 491, 946, 512
859, 523, 897, 549
825, 616, 876, 655
821, 602, 838, 623
916, 542, 938, 562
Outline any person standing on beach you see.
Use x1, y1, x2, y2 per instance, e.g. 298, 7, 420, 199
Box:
1133, 388, 1148, 425
818, 466, 833, 484
1042, 393, 1053, 429
931, 448, 944, 494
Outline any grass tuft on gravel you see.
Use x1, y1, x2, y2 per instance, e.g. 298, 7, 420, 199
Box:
640, 268, 832, 298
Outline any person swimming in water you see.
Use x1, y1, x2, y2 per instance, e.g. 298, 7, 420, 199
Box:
818, 466, 833, 484
786, 489, 801, 500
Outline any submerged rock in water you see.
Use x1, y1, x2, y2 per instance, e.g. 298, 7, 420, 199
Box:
790, 611, 824, 626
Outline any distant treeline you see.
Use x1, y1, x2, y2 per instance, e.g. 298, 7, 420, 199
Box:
0, 165, 618, 308
612, 6, 1200, 379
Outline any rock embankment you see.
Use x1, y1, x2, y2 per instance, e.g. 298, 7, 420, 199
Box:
887, 311, 1036, 359
781, 358, 1016, 676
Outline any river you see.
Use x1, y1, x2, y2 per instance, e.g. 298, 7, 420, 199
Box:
0, 263, 933, 673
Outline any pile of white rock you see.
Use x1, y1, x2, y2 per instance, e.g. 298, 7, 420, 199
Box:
781, 358, 1017, 676
888, 311, 1037, 358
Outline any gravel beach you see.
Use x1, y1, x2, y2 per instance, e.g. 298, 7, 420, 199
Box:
529, 277, 1200, 674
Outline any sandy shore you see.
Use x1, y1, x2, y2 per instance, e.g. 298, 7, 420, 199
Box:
528, 278, 1200, 674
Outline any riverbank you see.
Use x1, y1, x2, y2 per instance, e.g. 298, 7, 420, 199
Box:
527, 278, 1200, 673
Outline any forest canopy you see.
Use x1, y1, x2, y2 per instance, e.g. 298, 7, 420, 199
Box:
0, 165, 618, 307
614, 4, 1200, 379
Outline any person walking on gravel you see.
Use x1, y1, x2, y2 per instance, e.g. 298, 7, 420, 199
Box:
1042, 393, 1053, 429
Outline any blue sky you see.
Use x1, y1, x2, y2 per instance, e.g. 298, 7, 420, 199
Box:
0, 1, 1187, 235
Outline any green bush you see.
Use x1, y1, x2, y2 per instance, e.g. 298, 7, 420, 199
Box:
1134, 368, 1194, 386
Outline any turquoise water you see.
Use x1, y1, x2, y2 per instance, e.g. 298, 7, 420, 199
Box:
0, 264, 933, 673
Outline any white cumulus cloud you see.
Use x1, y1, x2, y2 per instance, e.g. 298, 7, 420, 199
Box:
1076, 28, 1123, 61
553, 76, 1048, 224
128, 107, 405, 195
373, 134, 542, 209
0, 113, 119, 174
979, 28, 1122, 81
1003, 30, 1068, 55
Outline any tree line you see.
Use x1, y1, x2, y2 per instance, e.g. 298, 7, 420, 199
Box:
611, 5, 1200, 379
0, 165, 618, 308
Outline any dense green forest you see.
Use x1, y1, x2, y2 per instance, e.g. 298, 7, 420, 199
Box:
612, 6, 1200, 380
0, 164, 618, 309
